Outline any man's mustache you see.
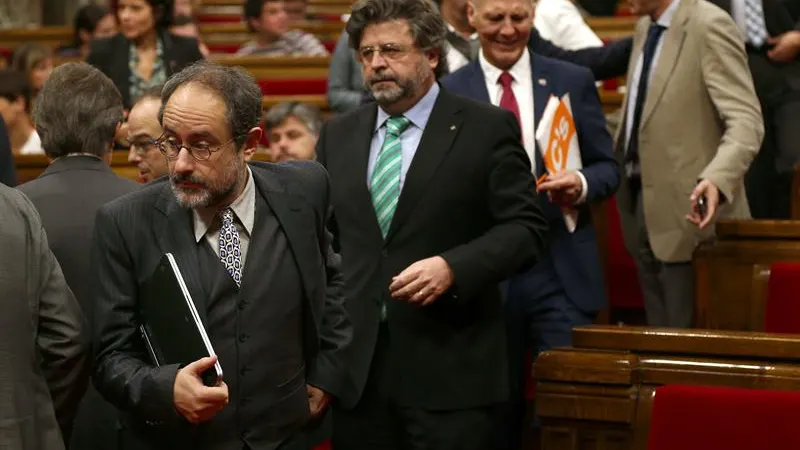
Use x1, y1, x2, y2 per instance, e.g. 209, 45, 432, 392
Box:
171, 174, 206, 187
369, 75, 398, 85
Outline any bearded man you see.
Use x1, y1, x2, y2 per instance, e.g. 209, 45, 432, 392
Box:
90, 61, 352, 450
314, 0, 549, 448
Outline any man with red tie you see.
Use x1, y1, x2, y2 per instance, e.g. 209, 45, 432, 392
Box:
442, 0, 619, 446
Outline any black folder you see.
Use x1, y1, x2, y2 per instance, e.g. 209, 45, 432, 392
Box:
139, 253, 223, 386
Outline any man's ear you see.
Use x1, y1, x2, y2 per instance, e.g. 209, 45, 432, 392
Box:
242, 126, 262, 160
467, 1, 477, 28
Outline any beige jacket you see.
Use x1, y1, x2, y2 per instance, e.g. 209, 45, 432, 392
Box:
614, 0, 764, 263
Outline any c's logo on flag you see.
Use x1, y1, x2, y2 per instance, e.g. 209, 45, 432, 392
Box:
544, 100, 576, 174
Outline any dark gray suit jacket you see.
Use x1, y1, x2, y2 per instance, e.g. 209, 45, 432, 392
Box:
0, 184, 89, 450
18, 155, 140, 450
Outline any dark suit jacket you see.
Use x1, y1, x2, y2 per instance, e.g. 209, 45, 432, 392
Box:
528, 28, 633, 81
442, 54, 620, 313
0, 184, 89, 450
316, 88, 549, 410
577, 0, 620, 16
86, 31, 204, 109
0, 115, 16, 187
710, 0, 800, 97
18, 155, 140, 450
90, 161, 349, 445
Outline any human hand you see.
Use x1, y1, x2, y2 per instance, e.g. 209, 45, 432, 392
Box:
685, 179, 720, 230
389, 256, 454, 306
307, 385, 332, 418
173, 356, 228, 424
536, 171, 583, 206
768, 31, 800, 63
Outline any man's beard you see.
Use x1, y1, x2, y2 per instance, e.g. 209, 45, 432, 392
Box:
365, 60, 428, 106
170, 157, 243, 209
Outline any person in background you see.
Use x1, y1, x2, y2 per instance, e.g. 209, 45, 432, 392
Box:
327, 31, 366, 113
237, 0, 329, 56
535, 0, 604, 50
16, 62, 140, 450
0, 116, 16, 186
577, 0, 619, 16
170, 14, 211, 57
438, 0, 480, 73
126, 85, 170, 183
174, 0, 201, 17
0, 70, 42, 155
285, 0, 309, 21
264, 101, 321, 162
11, 43, 54, 98
0, 183, 89, 450
616, 0, 763, 328
87, 0, 204, 110
57, 4, 118, 58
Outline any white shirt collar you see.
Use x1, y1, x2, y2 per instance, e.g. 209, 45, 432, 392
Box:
193, 166, 256, 243
446, 22, 478, 41
478, 47, 532, 87
656, 0, 682, 27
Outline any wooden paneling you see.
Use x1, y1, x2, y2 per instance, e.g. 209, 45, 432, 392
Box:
536, 326, 800, 450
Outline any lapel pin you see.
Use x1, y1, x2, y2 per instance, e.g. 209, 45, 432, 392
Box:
450, 125, 456, 131
538, 78, 547, 86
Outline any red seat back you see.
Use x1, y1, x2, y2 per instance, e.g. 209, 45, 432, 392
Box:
648, 385, 800, 450
257, 78, 327, 95
764, 262, 800, 333
604, 197, 644, 309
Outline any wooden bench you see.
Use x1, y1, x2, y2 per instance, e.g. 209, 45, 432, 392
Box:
535, 325, 800, 450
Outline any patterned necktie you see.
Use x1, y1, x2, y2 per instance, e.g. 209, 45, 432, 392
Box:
371, 116, 411, 238
744, 0, 768, 47
218, 208, 242, 287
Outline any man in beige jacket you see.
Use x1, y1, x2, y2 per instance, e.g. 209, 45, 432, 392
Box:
616, 0, 764, 328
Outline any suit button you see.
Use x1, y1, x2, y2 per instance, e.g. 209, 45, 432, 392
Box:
240, 366, 250, 376
238, 301, 248, 310
238, 333, 250, 343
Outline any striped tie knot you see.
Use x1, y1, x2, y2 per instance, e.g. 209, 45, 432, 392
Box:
386, 116, 411, 137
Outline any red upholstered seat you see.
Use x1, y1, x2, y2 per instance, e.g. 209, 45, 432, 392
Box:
313, 441, 331, 450
206, 43, 242, 54
604, 197, 644, 310
257, 78, 328, 95
764, 262, 800, 333
323, 40, 336, 53
648, 385, 800, 450
197, 15, 242, 24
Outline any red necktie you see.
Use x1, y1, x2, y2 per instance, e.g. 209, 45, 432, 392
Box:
498, 71, 521, 129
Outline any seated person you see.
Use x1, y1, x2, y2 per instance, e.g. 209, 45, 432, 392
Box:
87, 0, 204, 110
11, 43, 54, 99
284, 0, 309, 22
170, 14, 210, 57
263, 101, 321, 162
0, 70, 42, 155
237, 0, 328, 56
327, 31, 366, 113
126, 85, 169, 183
57, 4, 118, 58
173, 0, 200, 17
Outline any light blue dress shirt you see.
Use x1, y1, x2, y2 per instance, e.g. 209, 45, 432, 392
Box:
367, 83, 441, 190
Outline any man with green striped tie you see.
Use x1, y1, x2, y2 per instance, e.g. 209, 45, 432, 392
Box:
315, 0, 549, 448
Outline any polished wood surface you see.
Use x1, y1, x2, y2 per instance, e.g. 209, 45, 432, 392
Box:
693, 220, 800, 331
535, 326, 800, 450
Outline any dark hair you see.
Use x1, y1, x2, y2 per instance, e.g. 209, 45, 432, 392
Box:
171, 14, 196, 27
11, 43, 52, 89
34, 62, 124, 159
264, 101, 322, 135
159, 61, 262, 149
346, 0, 448, 78
243, 0, 282, 32
132, 84, 164, 107
110, 0, 175, 29
73, 4, 110, 46
0, 70, 32, 114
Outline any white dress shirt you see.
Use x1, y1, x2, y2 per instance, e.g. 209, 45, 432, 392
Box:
480, 48, 537, 171
18, 130, 43, 155
535, 0, 604, 50
624, 0, 682, 151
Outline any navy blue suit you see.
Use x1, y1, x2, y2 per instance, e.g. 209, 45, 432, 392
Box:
442, 53, 619, 448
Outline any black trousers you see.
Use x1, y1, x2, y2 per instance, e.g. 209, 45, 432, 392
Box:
331, 324, 499, 450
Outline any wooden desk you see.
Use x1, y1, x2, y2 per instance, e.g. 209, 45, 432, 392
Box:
535, 325, 800, 450
693, 220, 800, 332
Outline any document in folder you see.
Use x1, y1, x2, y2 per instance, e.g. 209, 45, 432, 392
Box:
139, 253, 223, 387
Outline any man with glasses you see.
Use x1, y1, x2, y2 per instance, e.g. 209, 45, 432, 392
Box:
90, 61, 351, 450
127, 85, 170, 183
16, 62, 136, 450
316, 0, 548, 448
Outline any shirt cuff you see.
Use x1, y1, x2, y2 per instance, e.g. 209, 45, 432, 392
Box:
575, 170, 589, 204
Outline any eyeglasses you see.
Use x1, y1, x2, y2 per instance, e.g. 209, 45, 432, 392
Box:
357, 43, 412, 63
156, 135, 238, 161
129, 138, 158, 156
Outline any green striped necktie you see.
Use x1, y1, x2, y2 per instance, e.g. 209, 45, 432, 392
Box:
371, 116, 411, 238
